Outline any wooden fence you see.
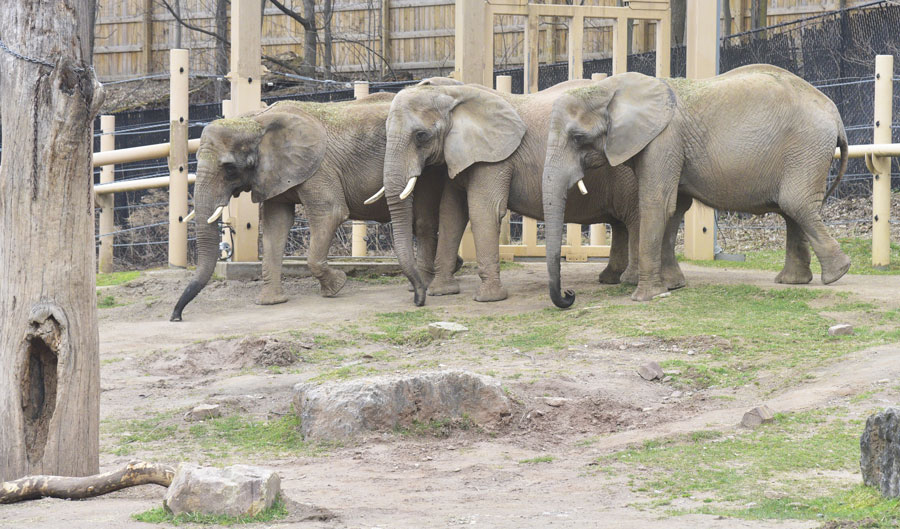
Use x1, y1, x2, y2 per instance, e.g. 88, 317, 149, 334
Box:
94, 0, 874, 81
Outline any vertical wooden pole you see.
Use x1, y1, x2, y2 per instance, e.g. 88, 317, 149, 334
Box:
683, 0, 717, 260
496, 75, 513, 246
98, 116, 115, 274
656, 11, 671, 77
168, 49, 189, 269
872, 55, 893, 267
568, 14, 584, 80
523, 217, 538, 253
524, 12, 540, 94
613, 16, 629, 74
143, 0, 153, 74
456, 0, 488, 85
352, 82, 369, 257
227, 0, 262, 262
381, 0, 391, 78
588, 75, 609, 248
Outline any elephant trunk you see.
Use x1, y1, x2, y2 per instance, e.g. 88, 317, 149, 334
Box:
170, 164, 223, 321
384, 142, 426, 306
542, 149, 580, 309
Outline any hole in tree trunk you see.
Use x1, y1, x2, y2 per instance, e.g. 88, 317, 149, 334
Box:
21, 324, 59, 464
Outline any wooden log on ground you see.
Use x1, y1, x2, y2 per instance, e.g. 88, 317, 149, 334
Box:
0, 460, 175, 504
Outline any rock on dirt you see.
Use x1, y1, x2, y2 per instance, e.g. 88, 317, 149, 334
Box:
637, 361, 665, 381
829, 323, 854, 336
427, 321, 469, 339
293, 371, 512, 440
860, 407, 900, 497
163, 464, 281, 517
185, 404, 221, 421
741, 405, 775, 428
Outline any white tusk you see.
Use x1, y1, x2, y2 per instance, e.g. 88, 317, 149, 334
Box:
577, 179, 588, 195
364, 187, 385, 205
207, 206, 225, 224
399, 177, 418, 200
183, 210, 196, 223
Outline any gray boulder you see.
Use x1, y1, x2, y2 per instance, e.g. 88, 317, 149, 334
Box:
428, 321, 469, 339
164, 464, 281, 517
861, 407, 900, 497
293, 370, 512, 440
637, 361, 664, 381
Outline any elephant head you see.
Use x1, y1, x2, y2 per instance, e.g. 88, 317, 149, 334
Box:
170, 109, 327, 321
381, 84, 526, 305
542, 72, 675, 308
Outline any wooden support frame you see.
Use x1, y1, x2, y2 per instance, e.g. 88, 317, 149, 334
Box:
352, 82, 369, 257
97, 116, 115, 274
168, 49, 189, 269
871, 54, 893, 267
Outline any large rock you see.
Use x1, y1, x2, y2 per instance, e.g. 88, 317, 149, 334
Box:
164, 464, 281, 517
428, 321, 468, 339
861, 407, 900, 497
293, 370, 512, 440
741, 405, 775, 429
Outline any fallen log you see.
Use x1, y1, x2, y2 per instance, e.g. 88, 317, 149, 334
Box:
0, 460, 175, 504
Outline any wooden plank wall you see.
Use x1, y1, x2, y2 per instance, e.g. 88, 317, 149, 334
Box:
92, 0, 873, 81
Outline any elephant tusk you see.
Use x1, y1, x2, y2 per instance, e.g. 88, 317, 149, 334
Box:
399, 177, 418, 201
577, 179, 588, 195
364, 187, 385, 205
207, 206, 225, 224
183, 210, 196, 223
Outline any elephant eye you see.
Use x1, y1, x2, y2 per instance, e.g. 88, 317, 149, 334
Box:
571, 132, 588, 146
223, 162, 239, 180
414, 129, 431, 145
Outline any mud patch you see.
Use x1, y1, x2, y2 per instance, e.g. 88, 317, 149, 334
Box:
144, 335, 307, 376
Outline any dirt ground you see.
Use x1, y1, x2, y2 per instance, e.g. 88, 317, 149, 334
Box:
3, 262, 900, 529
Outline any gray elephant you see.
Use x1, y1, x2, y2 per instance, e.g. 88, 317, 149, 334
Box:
170, 93, 450, 321
542, 64, 850, 304
378, 79, 687, 306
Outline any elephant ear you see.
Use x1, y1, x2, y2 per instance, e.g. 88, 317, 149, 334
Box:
604, 72, 676, 167
251, 109, 327, 202
441, 85, 526, 178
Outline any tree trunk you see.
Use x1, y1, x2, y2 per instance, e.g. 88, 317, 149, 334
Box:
302, 0, 318, 77
174, 0, 182, 48
215, 0, 229, 102
751, 0, 767, 30
0, 0, 102, 481
323, 0, 333, 79
722, 0, 732, 36
670, 0, 686, 45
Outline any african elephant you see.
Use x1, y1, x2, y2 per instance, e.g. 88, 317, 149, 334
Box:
378, 79, 686, 306
542, 64, 850, 304
170, 93, 450, 321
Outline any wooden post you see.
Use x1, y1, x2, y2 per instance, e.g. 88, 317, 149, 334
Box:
227, 0, 262, 262
587, 75, 609, 247
455, 0, 488, 85
353, 82, 369, 257
98, 116, 115, 274
872, 55, 893, 267
496, 75, 513, 246
143, 0, 153, 74
0, 0, 100, 482
168, 49, 189, 269
381, 0, 391, 78
656, 10, 672, 77
613, 17, 629, 74
524, 13, 540, 94
683, 0, 717, 260
523, 217, 538, 253
568, 14, 584, 80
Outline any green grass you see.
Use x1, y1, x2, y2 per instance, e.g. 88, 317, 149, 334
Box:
599, 411, 900, 526
519, 455, 555, 464
353, 308, 439, 346
681, 238, 900, 275
97, 293, 125, 308
309, 364, 379, 382
96, 270, 140, 287
132, 495, 288, 525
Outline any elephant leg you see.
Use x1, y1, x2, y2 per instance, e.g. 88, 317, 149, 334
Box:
257, 201, 294, 305
775, 215, 813, 284
662, 194, 690, 290
599, 222, 629, 284
632, 153, 682, 301
467, 173, 509, 303
305, 202, 349, 297
429, 182, 468, 296
780, 200, 849, 285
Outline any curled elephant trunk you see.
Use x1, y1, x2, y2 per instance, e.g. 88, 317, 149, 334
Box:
542, 156, 580, 309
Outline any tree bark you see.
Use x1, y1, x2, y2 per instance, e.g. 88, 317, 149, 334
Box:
0, 0, 102, 482
323, 0, 334, 79
0, 460, 175, 504
670, 0, 686, 45
215, 0, 229, 101
722, 0, 733, 36
751, 0, 767, 30
302, 0, 318, 77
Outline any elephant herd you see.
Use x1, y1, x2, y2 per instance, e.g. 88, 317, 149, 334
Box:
170, 64, 850, 322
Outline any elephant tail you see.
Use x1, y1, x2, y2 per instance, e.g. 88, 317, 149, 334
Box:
824, 123, 848, 201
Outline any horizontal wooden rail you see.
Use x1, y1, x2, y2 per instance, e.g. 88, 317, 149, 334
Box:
92, 138, 200, 167
836, 143, 900, 158
94, 174, 196, 195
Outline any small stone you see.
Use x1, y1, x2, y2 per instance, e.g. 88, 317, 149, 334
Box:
185, 404, 221, 421
637, 361, 665, 381
540, 397, 569, 407
741, 405, 775, 428
662, 376, 672, 383
828, 323, 854, 336
670, 391, 683, 398
163, 464, 280, 517
618, 344, 628, 350
687, 350, 695, 356
428, 322, 468, 339
861, 407, 900, 497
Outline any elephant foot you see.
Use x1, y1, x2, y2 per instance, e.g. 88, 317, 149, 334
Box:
774, 267, 813, 285
256, 291, 288, 305
821, 253, 851, 285
631, 281, 668, 302
474, 283, 508, 302
428, 277, 461, 296
618, 266, 639, 285
662, 267, 686, 290
409, 271, 435, 292
319, 269, 347, 297
598, 266, 623, 285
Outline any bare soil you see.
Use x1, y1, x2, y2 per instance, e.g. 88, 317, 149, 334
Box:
3, 263, 900, 528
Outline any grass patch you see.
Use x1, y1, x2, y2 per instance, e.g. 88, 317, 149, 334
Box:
600, 410, 900, 525
132, 495, 288, 525
308, 364, 379, 382
681, 238, 900, 276
519, 455, 555, 464
96, 270, 140, 287
353, 309, 439, 346
97, 293, 125, 309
